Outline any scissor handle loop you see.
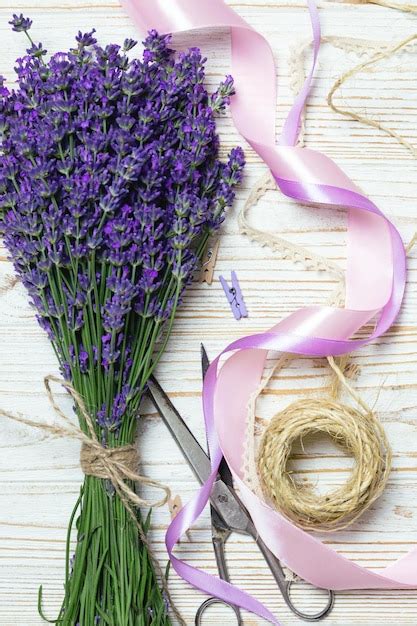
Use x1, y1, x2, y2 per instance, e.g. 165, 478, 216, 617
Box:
283, 580, 335, 622
195, 596, 242, 625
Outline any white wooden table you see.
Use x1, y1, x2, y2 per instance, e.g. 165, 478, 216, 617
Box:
1, 0, 417, 624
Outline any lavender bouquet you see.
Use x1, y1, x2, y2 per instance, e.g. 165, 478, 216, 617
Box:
0, 15, 244, 625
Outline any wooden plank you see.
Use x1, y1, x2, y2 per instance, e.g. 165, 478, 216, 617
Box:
1, 0, 417, 623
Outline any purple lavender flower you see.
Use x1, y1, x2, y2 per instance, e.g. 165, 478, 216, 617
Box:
75, 28, 97, 47
26, 42, 47, 58
0, 76, 9, 98
97, 385, 131, 432
0, 19, 244, 436
211, 75, 236, 114
9, 13, 32, 32
123, 38, 137, 52
79, 348, 89, 374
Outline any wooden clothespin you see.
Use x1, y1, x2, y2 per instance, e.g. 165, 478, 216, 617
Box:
168, 495, 192, 542
200, 239, 220, 285
219, 271, 248, 320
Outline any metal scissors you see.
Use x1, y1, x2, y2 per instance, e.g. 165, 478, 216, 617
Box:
146, 345, 335, 624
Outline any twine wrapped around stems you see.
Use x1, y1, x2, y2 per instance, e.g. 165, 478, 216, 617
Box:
0, 375, 186, 626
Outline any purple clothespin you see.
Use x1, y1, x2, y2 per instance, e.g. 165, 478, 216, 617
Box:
219, 271, 248, 320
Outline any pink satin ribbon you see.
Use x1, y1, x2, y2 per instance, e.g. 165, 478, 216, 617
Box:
120, 1, 410, 623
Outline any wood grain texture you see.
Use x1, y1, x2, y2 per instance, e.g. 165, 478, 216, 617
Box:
1, 0, 417, 623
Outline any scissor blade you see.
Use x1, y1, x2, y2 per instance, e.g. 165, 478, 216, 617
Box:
147, 375, 251, 534
200, 343, 210, 380
147, 376, 212, 486
200, 343, 234, 490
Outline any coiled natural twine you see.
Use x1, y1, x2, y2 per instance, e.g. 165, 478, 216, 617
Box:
257, 370, 392, 532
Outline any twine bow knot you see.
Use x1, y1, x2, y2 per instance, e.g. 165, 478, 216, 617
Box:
0, 374, 187, 625
1, 374, 170, 509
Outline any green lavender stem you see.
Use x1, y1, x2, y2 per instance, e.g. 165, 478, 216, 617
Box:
38, 237, 212, 626
48, 476, 170, 626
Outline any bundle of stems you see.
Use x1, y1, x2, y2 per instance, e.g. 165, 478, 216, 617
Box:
0, 15, 244, 625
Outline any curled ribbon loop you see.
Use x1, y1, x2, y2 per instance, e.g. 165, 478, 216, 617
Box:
121, 0, 408, 623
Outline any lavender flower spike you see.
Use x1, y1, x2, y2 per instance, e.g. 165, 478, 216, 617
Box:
9, 13, 32, 32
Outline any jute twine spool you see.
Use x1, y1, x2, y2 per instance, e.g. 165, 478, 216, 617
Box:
257, 387, 392, 532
